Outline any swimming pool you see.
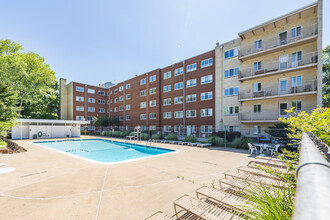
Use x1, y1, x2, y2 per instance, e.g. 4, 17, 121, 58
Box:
34, 139, 177, 164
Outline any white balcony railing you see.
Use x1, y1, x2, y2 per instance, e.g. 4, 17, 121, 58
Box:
239, 52, 318, 79
239, 23, 318, 58
239, 79, 317, 101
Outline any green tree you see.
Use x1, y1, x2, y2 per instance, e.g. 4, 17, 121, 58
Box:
94, 116, 110, 128
323, 45, 330, 107
0, 82, 20, 137
0, 39, 58, 119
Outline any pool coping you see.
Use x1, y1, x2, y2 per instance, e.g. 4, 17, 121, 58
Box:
31, 138, 179, 165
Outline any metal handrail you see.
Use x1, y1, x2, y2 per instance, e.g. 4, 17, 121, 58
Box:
293, 133, 330, 219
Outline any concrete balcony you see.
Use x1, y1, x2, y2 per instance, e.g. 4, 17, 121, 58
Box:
239, 79, 317, 102
239, 23, 318, 61
239, 107, 314, 123
238, 52, 318, 81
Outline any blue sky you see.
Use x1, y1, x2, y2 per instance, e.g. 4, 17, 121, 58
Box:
1, 0, 328, 86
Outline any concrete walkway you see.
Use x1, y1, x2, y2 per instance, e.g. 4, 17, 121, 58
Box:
0, 136, 252, 220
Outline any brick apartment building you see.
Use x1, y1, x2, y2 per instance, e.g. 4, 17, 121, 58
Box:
59, 1, 323, 138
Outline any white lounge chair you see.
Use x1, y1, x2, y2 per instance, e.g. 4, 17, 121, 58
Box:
248, 143, 257, 155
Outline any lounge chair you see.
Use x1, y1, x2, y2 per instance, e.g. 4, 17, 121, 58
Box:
249, 158, 286, 169
174, 194, 243, 220
187, 142, 198, 146
219, 177, 250, 191
178, 142, 188, 145
237, 166, 282, 180
196, 186, 248, 212
144, 210, 196, 220
161, 140, 169, 144
169, 141, 179, 144
197, 143, 211, 148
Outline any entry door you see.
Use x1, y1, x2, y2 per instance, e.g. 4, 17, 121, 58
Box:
279, 54, 289, 70
186, 126, 192, 136
279, 31, 288, 45
279, 103, 288, 117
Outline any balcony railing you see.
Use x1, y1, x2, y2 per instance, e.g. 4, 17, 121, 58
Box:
239, 23, 318, 58
239, 52, 318, 79
239, 79, 317, 101
239, 107, 315, 122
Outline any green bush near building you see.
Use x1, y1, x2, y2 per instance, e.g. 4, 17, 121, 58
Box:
151, 133, 163, 140
165, 133, 178, 141
232, 136, 252, 149
184, 135, 197, 143
207, 135, 224, 146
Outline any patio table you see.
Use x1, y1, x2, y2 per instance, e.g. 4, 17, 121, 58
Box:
253, 143, 274, 156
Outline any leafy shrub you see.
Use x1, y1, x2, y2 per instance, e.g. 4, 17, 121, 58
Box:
184, 135, 197, 143
165, 133, 178, 141
129, 132, 135, 137
112, 131, 120, 137
232, 136, 251, 149
141, 133, 149, 140
151, 133, 163, 140
212, 131, 241, 142
207, 135, 224, 146
101, 131, 106, 136
119, 131, 130, 138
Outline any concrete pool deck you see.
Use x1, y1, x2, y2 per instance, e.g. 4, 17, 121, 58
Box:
0, 136, 253, 220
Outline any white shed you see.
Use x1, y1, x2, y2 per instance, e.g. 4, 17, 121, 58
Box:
11, 119, 90, 140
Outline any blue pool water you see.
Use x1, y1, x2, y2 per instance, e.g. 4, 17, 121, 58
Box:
34, 139, 176, 163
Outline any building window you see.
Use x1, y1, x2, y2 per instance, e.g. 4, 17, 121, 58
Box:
164, 71, 171, 79
201, 125, 213, 133
174, 111, 183, 118
186, 63, 197, 72
292, 76, 302, 87
126, 115, 131, 121
118, 86, 123, 92
119, 96, 123, 101
98, 90, 105, 96
88, 98, 95, 103
201, 75, 213, 84
114, 89, 118, 94
126, 104, 131, 110
87, 116, 94, 121
76, 96, 84, 102
292, 51, 302, 67
254, 61, 262, 72
224, 68, 239, 78
149, 100, 156, 107
114, 98, 118, 103
149, 113, 157, 119
140, 90, 146, 96
126, 83, 131, 89
201, 58, 213, 68
201, 108, 213, 117
224, 106, 239, 115
114, 107, 118, 112
76, 106, 84, 111
186, 79, 197, 88
98, 108, 105, 113
253, 83, 262, 92
291, 26, 302, 39
254, 104, 262, 113
76, 86, 84, 92
224, 87, 239, 96
186, 110, 196, 118
98, 99, 105, 104
88, 107, 95, 112
174, 67, 183, 76
224, 126, 240, 132
174, 96, 183, 104
119, 116, 124, 121
201, 92, 213, 100
119, 106, 123, 111
163, 112, 171, 119
88, 126, 95, 131
163, 85, 172, 93
224, 48, 239, 59
141, 78, 146, 85
149, 75, 156, 82
140, 114, 146, 120
292, 100, 302, 110
186, 94, 197, 103
174, 82, 183, 90
76, 116, 84, 120
88, 89, 95, 94
126, 94, 131, 100
254, 40, 262, 50
163, 98, 172, 106
149, 87, 156, 95
253, 125, 261, 134
149, 125, 156, 131
163, 125, 171, 132
140, 102, 147, 108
